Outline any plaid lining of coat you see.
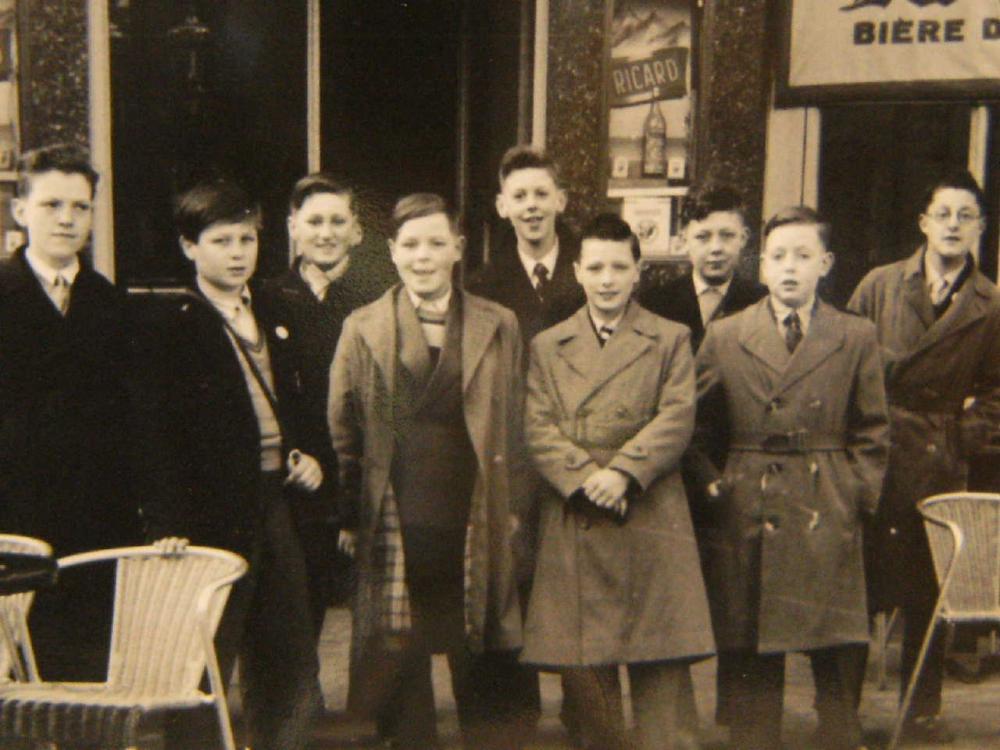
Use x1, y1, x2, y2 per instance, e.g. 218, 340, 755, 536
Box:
372, 484, 474, 635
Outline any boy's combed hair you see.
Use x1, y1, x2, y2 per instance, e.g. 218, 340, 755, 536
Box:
918, 169, 987, 217
174, 180, 262, 243
17, 143, 99, 197
580, 212, 641, 261
498, 145, 561, 188
289, 172, 356, 214
681, 184, 746, 226
763, 205, 831, 248
390, 192, 459, 238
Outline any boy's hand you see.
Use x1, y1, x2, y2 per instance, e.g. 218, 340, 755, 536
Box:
338, 529, 357, 559
152, 536, 189, 556
285, 449, 323, 492
581, 468, 629, 508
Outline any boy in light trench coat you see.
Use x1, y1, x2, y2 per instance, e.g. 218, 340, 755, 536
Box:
848, 170, 1000, 743
328, 193, 524, 750
522, 213, 714, 750
692, 206, 889, 750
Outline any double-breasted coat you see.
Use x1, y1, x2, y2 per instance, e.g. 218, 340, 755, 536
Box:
692, 299, 890, 653
847, 248, 1000, 610
328, 286, 524, 661
521, 303, 714, 667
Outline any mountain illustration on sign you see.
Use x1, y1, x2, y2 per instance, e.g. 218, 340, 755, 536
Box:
841, 0, 957, 10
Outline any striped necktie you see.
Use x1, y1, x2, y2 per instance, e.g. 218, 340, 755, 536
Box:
52, 274, 70, 316
417, 303, 447, 348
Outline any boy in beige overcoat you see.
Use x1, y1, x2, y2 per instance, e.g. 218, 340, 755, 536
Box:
692, 206, 889, 750
523, 213, 714, 750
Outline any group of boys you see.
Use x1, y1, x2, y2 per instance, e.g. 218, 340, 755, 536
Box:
0, 139, 996, 750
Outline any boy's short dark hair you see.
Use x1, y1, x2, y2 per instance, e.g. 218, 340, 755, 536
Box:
17, 144, 99, 198
681, 184, 746, 226
498, 145, 561, 188
763, 205, 831, 249
390, 193, 459, 238
918, 169, 987, 217
580, 212, 641, 261
289, 172, 356, 214
174, 180, 262, 244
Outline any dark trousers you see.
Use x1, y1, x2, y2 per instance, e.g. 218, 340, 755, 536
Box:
166, 474, 320, 750
376, 642, 525, 750
726, 644, 866, 750
899, 581, 945, 720
560, 661, 684, 750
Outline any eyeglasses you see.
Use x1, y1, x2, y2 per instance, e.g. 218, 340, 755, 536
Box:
926, 209, 982, 225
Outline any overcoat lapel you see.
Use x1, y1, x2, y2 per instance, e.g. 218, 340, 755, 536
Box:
555, 304, 653, 410
738, 300, 791, 390
357, 287, 399, 410
905, 271, 992, 364
462, 292, 500, 393
773, 302, 845, 395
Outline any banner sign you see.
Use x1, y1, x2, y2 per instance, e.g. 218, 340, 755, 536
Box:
777, 0, 1000, 103
609, 48, 688, 107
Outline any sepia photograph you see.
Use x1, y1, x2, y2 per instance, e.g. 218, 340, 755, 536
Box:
0, 1, 998, 749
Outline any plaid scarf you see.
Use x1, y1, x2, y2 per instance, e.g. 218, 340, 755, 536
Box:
371, 484, 474, 636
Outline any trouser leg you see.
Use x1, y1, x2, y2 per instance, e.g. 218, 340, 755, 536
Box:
900, 576, 945, 719
726, 650, 785, 750
560, 666, 627, 750
629, 660, 684, 750
450, 646, 525, 750
810, 644, 866, 750
240, 485, 321, 750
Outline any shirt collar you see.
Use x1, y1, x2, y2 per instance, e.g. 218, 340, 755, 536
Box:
770, 294, 815, 335
406, 286, 452, 315
25, 247, 80, 287
197, 277, 251, 322
298, 256, 349, 299
692, 271, 731, 299
588, 303, 626, 336
518, 238, 559, 283
923, 250, 965, 292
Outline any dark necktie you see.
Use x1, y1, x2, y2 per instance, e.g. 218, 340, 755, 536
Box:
784, 311, 802, 353
597, 325, 614, 347
533, 263, 550, 300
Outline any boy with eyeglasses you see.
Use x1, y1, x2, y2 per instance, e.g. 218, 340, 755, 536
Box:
848, 170, 1000, 744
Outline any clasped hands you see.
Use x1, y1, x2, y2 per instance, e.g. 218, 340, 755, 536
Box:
577, 467, 630, 518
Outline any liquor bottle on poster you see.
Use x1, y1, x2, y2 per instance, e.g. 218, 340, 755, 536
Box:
642, 87, 666, 178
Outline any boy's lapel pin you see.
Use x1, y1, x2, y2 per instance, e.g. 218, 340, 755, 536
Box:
275, 325, 289, 340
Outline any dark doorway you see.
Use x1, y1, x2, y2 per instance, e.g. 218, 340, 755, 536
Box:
110, 1, 308, 287
818, 104, 973, 306
319, 0, 525, 271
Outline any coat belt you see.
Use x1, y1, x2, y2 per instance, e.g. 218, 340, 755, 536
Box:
729, 430, 846, 453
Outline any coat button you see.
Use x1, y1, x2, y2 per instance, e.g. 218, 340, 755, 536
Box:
615, 406, 629, 418
926, 443, 937, 454
889, 527, 899, 536
764, 520, 777, 533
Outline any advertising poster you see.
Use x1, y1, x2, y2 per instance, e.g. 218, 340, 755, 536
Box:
779, 0, 1000, 103
606, 0, 693, 191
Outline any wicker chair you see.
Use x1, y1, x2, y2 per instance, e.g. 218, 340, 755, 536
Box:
887, 492, 1000, 750
0, 534, 53, 684
0, 545, 247, 750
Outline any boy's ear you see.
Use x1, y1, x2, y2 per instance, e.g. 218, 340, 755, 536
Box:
180, 237, 196, 262
11, 198, 25, 229
495, 192, 509, 219
350, 221, 363, 247
456, 235, 466, 257
555, 186, 568, 214
821, 251, 835, 277
387, 238, 396, 258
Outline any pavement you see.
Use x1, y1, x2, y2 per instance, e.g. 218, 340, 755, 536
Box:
297, 608, 1000, 749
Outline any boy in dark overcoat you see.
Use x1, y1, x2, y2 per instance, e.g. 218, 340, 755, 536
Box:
693, 206, 889, 750
134, 180, 323, 750
0, 144, 137, 680
848, 170, 1000, 743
